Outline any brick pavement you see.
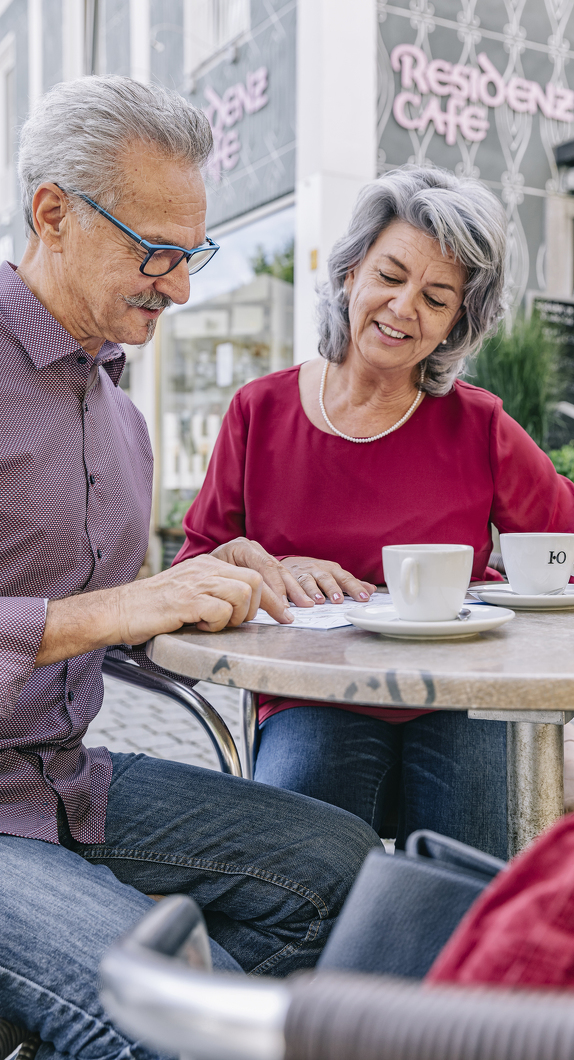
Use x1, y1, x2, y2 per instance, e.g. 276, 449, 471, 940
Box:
84, 675, 242, 771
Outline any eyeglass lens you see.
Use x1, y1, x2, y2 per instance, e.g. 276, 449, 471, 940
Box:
141, 245, 217, 277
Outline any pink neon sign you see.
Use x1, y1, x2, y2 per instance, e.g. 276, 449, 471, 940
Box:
391, 45, 574, 145
204, 68, 269, 184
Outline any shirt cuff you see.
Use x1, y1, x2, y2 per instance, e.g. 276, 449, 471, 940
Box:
0, 597, 47, 719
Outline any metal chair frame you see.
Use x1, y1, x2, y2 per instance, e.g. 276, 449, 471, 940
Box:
101, 893, 574, 1060
238, 689, 257, 780
102, 651, 243, 777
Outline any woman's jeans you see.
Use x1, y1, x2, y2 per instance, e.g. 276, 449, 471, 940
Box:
255, 707, 507, 859
0, 752, 379, 1060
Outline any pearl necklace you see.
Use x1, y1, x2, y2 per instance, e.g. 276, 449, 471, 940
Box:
318, 360, 425, 443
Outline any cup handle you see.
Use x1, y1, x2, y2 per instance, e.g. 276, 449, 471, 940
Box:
400, 558, 419, 604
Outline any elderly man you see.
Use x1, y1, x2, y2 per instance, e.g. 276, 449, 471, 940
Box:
0, 75, 378, 1060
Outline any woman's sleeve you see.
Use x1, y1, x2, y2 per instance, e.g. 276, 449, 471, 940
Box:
0, 598, 47, 719
174, 392, 249, 563
490, 403, 574, 533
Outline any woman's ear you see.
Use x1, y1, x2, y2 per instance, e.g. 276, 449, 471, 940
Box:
344, 269, 355, 299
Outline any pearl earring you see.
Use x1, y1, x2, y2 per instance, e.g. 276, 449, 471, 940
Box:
441, 339, 447, 345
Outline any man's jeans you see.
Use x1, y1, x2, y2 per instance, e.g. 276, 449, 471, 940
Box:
255, 707, 507, 859
0, 752, 379, 1060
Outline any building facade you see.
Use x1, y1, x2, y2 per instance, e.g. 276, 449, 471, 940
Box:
2, 0, 574, 563
377, 0, 574, 315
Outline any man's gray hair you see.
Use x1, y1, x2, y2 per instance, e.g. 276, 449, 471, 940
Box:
18, 75, 213, 233
318, 166, 507, 396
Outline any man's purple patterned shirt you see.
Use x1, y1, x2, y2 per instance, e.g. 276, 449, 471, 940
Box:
0, 261, 153, 844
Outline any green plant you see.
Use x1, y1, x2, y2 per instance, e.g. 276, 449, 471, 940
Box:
470, 312, 558, 449
251, 239, 294, 284
164, 491, 195, 529
549, 442, 574, 482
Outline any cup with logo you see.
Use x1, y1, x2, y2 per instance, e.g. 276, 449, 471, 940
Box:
499, 533, 574, 596
382, 544, 474, 621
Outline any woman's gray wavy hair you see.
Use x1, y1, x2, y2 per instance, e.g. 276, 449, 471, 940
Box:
18, 75, 213, 233
318, 166, 507, 396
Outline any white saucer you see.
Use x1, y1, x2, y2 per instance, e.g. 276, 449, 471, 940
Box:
474, 585, 574, 610
344, 603, 515, 640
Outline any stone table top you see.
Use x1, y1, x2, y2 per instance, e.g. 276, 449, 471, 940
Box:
147, 608, 574, 713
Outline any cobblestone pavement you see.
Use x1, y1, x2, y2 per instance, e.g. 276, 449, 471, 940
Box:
84, 676, 242, 771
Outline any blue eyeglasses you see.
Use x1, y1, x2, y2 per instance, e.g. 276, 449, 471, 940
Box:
63, 188, 220, 278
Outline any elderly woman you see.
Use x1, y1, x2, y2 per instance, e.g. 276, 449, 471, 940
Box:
175, 166, 574, 859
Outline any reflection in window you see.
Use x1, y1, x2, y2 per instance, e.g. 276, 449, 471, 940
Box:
160, 206, 294, 531
0, 33, 15, 217
185, 0, 250, 72
4, 65, 13, 170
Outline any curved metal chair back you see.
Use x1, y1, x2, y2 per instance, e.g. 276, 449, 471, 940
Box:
102, 650, 242, 776
101, 894, 574, 1060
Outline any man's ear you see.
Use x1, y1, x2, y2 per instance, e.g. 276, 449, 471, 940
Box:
31, 183, 71, 253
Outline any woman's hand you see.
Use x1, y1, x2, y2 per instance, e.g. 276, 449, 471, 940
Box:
280, 557, 376, 604
210, 538, 315, 617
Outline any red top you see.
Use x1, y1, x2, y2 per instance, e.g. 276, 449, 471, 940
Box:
176, 365, 574, 724
426, 811, 574, 990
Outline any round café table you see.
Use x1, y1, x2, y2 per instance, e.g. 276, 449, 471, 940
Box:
147, 607, 574, 858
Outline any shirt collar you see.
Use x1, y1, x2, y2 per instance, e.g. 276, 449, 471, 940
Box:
0, 261, 126, 384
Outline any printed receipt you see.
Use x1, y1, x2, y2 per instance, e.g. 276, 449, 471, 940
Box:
248, 592, 392, 630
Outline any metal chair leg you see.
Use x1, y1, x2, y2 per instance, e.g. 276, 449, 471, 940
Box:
102, 654, 242, 777
239, 690, 256, 780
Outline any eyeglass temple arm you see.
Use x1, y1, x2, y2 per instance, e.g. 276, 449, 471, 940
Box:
68, 190, 146, 245
65, 187, 217, 257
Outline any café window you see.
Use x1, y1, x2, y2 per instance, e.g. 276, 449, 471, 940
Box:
0, 33, 15, 216
184, 0, 250, 72
159, 205, 294, 539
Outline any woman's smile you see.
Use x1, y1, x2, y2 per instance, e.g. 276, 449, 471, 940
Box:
373, 319, 412, 344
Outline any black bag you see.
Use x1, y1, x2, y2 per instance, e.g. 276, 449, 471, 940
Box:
318, 830, 506, 979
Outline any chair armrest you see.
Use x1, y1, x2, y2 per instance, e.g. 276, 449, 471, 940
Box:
102, 650, 242, 776
100, 895, 289, 1060
285, 972, 574, 1060
101, 898, 574, 1060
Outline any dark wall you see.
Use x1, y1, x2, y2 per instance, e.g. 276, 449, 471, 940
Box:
189, 0, 296, 228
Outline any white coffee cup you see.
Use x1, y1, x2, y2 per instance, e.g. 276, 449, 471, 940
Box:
382, 544, 474, 622
499, 533, 574, 596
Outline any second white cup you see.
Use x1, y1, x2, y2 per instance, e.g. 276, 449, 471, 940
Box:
500, 533, 574, 596
383, 543, 474, 622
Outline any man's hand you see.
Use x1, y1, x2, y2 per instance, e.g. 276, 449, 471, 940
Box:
35, 554, 291, 668
114, 554, 270, 641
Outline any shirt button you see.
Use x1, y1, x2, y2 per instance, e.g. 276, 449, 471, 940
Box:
77, 355, 88, 365
96, 548, 102, 559
67, 690, 75, 702
84, 403, 89, 412
89, 474, 95, 485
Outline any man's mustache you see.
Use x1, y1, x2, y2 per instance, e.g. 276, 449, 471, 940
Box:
122, 291, 173, 311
